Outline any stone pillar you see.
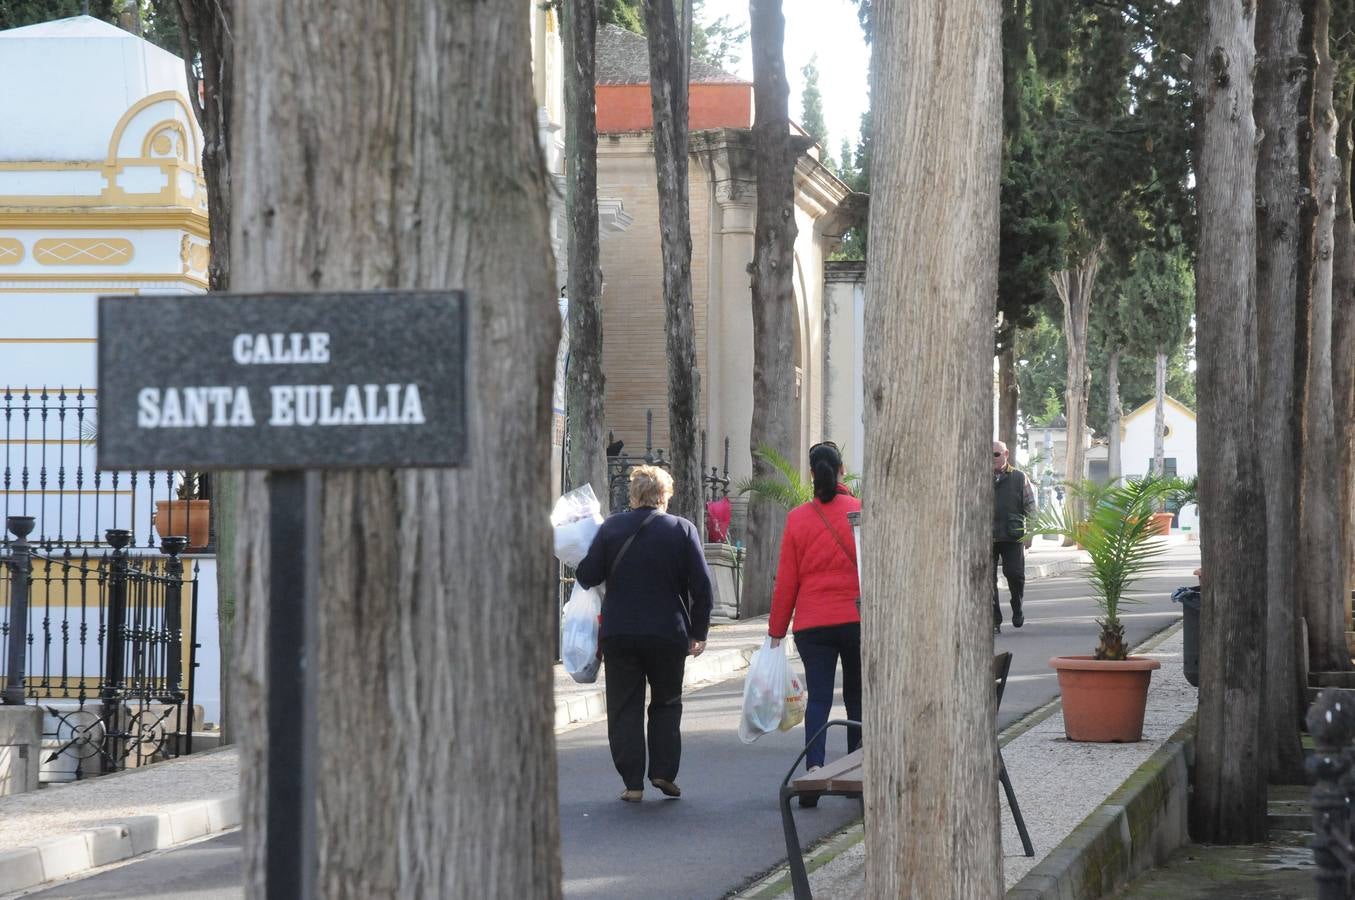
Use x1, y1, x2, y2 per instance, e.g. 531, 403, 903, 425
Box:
0, 706, 42, 796
824, 261, 867, 475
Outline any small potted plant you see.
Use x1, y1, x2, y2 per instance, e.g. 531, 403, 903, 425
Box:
1027, 475, 1174, 742
154, 472, 211, 550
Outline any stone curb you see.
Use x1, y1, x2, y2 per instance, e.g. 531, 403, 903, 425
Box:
1005, 716, 1196, 900
0, 793, 239, 896
1026, 557, 1088, 580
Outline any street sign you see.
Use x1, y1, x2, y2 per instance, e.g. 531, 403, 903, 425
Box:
96, 291, 467, 470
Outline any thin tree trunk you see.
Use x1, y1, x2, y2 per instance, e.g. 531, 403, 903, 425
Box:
1153, 350, 1167, 475
1192, 0, 1270, 842
863, 0, 1002, 894
642, 0, 702, 528
232, 2, 562, 895
1298, 0, 1350, 672
1254, 0, 1308, 783
997, 326, 1019, 451
563, 0, 607, 505
1335, 86, 1355, 613
744, 0, 808, 617
167, 0, 235, 739
1107, 347, 1122, 482
1051, 248, 1100, 518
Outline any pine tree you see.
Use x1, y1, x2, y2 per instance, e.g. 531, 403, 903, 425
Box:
800, 55, 828, 149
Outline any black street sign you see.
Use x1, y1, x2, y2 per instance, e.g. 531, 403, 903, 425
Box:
96, 291, 467, 470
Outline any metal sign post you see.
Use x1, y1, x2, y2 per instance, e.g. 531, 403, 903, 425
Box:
97, 291, 468, 900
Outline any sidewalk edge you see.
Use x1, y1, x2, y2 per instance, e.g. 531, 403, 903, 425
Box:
0, 794, 239, 896
1005, 715, 1197, 900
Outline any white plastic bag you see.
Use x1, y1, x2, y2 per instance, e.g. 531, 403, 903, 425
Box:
739, 638, 790, 744
560, 583, 603, 683
551, 485, 604, 568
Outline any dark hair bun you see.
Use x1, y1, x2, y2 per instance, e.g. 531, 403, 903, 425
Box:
809, 443, 843, 503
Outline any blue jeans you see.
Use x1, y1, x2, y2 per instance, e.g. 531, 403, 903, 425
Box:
793, 623, 862, 769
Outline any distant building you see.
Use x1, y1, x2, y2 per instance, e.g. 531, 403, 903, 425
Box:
590, 24, 860, 494
1119, 396, 1198, 531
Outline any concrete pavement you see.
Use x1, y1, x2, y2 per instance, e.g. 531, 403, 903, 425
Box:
0, 538, 1126, 898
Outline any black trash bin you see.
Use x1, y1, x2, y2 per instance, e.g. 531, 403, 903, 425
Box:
1172, 586, 1201, 687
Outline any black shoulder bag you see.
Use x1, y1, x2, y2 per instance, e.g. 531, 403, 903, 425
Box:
607, 509, 662, 580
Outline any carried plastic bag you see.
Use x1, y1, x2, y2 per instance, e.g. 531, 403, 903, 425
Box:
552, 485, 604, 568
739, 637, 791, 744
560, 583, 603, 683
780, 668, 807, 732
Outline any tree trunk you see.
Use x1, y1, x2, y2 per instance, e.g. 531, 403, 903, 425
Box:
563, 0, 607, 505
231, 3, 562, 895
997, 326, 1019, 451
169, 0, 236, 739
1152, 350, 1166, 475
642, 0, 702, 528
862, 0, 1003, 895
1192, 0, 1270, 842
1298, 0, 1351, 672
744, 0, 807, 617
1254, 0, 1308, 783
1335, 86, 1355, 615
1107, 347, 1122, 482
1051, 248, 1101, 518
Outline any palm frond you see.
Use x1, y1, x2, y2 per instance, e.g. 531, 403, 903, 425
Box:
735, 446, 813, 510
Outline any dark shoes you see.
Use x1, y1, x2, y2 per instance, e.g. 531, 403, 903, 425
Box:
650, 778, 681, 798
1012, 605, 1025, 628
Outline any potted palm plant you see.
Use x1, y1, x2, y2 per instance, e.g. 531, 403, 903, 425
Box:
1027, 474, 1175, 742
154, 472, 211, 550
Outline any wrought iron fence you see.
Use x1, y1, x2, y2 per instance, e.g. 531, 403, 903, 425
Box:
2, 387, 212, 552
603, 410, 732, 513
1307, 687, 1355, 898
1, 517, 199, 777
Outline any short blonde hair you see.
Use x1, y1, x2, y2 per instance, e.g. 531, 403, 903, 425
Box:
629, 465, 674, 509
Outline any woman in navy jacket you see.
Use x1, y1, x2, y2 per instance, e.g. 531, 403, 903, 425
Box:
575, 466, 714, 802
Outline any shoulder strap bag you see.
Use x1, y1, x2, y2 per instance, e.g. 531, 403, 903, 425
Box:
608, 509, 662, 579
811, 501, 856, 568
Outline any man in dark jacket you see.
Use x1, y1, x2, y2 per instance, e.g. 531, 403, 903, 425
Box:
993, 440, 1036, 633
575, 465, 714, 802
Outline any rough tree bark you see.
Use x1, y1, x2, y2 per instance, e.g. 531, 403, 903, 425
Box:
1051, 248, 1101, 513
563, 0, 607, 504
642, 0, 702, 527
231, 2, 562, 895
862, 0, 1003, 895
997, 326, 1019, 451
1152, 350, 1167, 475
165, 0, 236, 741
1254, 0, 1308, 782
1107, 348, 1122, 482
743, 0, 811, 620
1335, 85, 1355, 610
1298, 0, 1351, 672
1192, 0, 1270, 842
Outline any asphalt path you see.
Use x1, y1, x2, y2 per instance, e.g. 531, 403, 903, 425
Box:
19, 542, 1200, 900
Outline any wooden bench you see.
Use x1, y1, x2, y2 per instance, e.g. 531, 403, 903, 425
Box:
777, 652, 1034, 899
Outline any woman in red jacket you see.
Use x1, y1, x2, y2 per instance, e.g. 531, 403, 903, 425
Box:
768, 441, 862, 776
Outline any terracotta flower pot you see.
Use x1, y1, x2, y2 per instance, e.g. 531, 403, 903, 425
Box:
1149, 511, 1175, 536
154, 499, 211, 550
1048, 655, 1161, 742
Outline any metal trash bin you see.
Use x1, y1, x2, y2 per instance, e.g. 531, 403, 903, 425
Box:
1172, 586, 1201, 687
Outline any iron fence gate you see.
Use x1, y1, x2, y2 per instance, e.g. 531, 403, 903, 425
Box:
1, 516, 199, 777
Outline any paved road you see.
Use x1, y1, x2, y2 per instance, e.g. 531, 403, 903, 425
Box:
22, 542, 1199, 900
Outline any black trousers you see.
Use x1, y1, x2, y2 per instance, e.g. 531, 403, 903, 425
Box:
601, 635, 688, 790
794, 623, 862, 770
992, 541, 1026, 624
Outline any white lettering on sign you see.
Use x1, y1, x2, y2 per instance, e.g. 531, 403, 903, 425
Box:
231, 332, 331, 365
267, 384, 425, 427
136, 384, 424, 429
137, 386, 256, 428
